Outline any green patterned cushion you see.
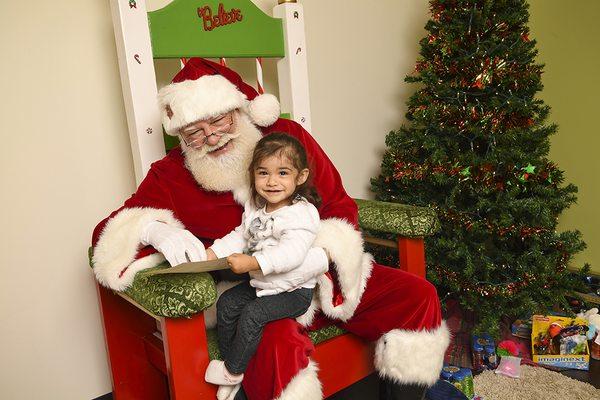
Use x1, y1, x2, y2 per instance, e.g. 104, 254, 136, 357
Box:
206, 325, 347, 360
124, 263, 217, 318
354, 198, 440, 237
308, 324, 347, 344
89, 249, 216, 318
206, 328, 220, 360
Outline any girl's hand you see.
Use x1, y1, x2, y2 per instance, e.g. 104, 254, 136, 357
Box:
227, 253, 260, 274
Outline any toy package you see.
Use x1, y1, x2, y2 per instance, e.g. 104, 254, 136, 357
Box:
471, 333, 497, 372
440, 365, 475, 399
531, 315, 590, 370
511, 318, 532, 339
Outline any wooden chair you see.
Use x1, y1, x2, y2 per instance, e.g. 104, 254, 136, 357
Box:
97, 1, 440, 398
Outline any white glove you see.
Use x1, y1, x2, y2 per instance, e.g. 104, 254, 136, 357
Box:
141, 221, 207, 266
250, 247, 329, 297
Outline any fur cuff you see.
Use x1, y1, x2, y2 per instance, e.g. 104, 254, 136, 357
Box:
374, 322, 450, 386
275, 360, 322, 400
92, 207, 184, 291
313, 218, 373, 322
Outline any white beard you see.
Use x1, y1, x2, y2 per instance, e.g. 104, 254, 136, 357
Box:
182, 112, 262, 203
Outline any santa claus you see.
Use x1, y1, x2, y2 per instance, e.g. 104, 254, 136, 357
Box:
92, 58, 449, 400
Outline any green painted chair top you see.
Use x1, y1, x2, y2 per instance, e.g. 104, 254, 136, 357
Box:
148, 0, 284, 59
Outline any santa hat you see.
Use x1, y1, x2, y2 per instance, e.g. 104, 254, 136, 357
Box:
158, 58, 280, 135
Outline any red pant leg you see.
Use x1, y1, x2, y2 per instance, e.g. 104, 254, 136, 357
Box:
242, 319, 314, 400
341, 263, 442, 340
241, 264, 442, 398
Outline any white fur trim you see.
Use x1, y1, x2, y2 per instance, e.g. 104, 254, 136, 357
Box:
246, 93, 280, 127
232, 184, 251, 206
275, 360, 322, 400
92, 207, 184, 291
204, 281, 243, 329
158, 75, 247, 135
313, 218, 373, 321
374, 321, 450, 386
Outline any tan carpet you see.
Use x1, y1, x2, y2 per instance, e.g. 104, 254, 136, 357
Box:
473, 365, 599, 400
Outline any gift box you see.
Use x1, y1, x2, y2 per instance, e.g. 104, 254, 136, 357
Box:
531, 315, 590, 370
440, 365, 474, 399
511, 318, 532, 339
471, 333, 497, 371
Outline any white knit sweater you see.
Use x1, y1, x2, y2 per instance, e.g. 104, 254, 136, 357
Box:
210, 199, 327, 296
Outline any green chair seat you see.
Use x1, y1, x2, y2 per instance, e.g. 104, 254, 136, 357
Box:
124, 264, 217, 318
355, 199, 440, 237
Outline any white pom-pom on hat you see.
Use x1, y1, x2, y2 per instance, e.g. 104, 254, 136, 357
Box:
247, 93, 280, 127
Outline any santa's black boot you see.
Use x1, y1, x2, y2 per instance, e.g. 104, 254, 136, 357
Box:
379, 377, 427, 400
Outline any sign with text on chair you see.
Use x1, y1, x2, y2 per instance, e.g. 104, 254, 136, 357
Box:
147, 0, 284, 58
145, 258, 230, 275
197, 3, 243, 31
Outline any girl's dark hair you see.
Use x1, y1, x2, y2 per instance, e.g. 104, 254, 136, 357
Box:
249, 132, 321, 208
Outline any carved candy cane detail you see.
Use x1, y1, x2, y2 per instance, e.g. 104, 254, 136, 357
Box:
256, 57, 264, 95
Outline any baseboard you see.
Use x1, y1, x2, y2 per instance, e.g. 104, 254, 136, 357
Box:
92, 393, 112, 400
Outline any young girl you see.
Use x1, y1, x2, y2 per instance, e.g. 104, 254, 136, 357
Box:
203, 133, 327, 390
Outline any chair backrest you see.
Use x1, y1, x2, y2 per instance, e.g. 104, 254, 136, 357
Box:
110, 0, 311, 183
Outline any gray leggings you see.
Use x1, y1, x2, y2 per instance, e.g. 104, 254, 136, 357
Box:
216, 281, 313, 374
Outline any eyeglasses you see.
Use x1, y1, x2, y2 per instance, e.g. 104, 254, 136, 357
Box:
179, 112, 234, 148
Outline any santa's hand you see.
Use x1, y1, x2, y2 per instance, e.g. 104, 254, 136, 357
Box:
141, 221, 207, 266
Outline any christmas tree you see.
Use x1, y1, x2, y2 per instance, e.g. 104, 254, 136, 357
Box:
371, 0, 588, 333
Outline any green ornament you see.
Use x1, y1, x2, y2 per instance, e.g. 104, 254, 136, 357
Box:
522, 164, 536, 174
460, 166, 471, 177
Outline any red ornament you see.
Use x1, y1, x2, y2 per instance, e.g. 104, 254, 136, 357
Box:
415, 61, 428, 72
473, 78, 485, 89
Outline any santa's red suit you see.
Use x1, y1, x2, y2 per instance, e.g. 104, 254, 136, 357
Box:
92, 58, 449, 400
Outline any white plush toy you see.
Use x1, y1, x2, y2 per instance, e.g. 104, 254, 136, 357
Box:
577, 307, 600, 340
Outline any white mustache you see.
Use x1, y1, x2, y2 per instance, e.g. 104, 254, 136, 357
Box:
183, 131, 239, 158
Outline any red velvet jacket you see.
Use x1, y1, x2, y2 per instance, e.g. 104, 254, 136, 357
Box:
92, 119, 365, 314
